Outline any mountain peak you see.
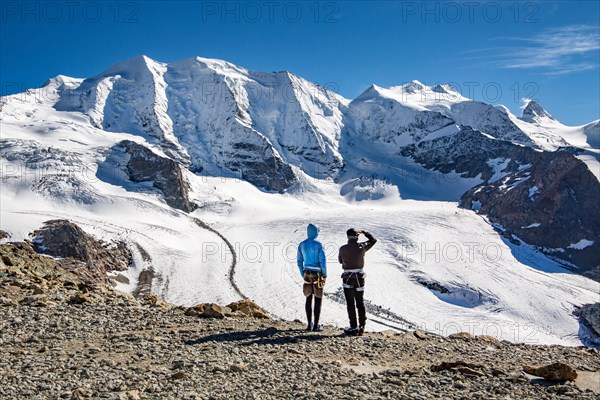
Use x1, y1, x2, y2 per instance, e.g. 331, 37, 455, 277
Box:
121, 54, 158, 67
522, 100, 555, 122
352, 84, 386, 102
403, 80, 426, 93
100, 55, 164, 79
193, 56, 244, 71
42, 75, 83, 89
432, 83, 460, 95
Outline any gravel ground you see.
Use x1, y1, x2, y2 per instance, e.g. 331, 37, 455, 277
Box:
1, 242, 599, 400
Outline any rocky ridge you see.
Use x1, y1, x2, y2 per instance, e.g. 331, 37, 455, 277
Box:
400, 127, 600, 273
1, 240, 600, 400
30, 219, 132, 285
578, 303, 600, 343
119, 140, 196, 212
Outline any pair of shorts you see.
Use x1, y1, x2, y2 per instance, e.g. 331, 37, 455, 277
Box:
303, 270, 324, 298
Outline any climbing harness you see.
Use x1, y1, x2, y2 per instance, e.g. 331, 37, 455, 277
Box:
316, 274, 325, 289
342, 270, 365, 291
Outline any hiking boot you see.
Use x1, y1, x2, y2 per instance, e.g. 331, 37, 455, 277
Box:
306, 322, 313, 331
343, 327, 359, 336
357, 326, 365, 336
312, 324, 323, 332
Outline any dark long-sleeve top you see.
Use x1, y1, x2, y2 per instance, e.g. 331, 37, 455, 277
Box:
338, 232, 377, 270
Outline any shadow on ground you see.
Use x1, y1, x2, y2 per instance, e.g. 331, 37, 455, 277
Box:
184, 327, 334, 346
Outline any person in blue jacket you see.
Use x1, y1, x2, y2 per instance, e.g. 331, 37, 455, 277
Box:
297, 223, 327, 331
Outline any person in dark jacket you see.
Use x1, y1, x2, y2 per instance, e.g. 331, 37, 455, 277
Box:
338, 228, 377, 336
297, 223, 327, 331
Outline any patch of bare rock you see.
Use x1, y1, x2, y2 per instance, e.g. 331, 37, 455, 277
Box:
30, 219, 132, 284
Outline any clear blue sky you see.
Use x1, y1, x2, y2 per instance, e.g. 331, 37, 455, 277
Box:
1, 1, 598, 125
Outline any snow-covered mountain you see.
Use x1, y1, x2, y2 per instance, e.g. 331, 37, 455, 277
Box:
344, 80, 534, 147
26, 55, 600, 192
1, 55, 599, 346
512, 100, 600, 151
55, 55, 346, 191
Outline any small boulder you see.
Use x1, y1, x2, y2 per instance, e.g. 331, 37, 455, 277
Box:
70, 293, 92, 304
0, 296, 17, 306
141, 293, 170, 310
202, 303, 230, 318
186, 303, 230, 318
449, 332, 473, 340
523, 363, 578, 382
413, 330, 430, 340
453, 366, 484, 377
32, 284, 45, 295
184, 304, 205, 317
229, 363, 246, 373
478, 335, 500, 344
170, 371, 187, 380
227, 299, 271, 319
431, 361, 485, 377
20, 295, 48, 307
71, 387, 93, 399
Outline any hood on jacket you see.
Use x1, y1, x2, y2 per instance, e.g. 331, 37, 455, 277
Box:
307, 223, 319, 239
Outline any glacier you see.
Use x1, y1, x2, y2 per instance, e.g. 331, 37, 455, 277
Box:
1, 55, 599, 346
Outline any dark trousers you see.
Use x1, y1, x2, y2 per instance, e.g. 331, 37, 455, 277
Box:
344, 287, 366, 329
305, 295, 322, 325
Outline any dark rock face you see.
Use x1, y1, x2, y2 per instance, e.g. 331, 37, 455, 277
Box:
460, 150, 599, 271
450, 102, 533, 145
582, 266, 600, 282
521, 100, 555, 122
578, 303, 600, 338
401, 127, 600, 273
401, 127, 531, 180
583, 121, 600, 148
30, 219, 132, 284
120, 140, 195, 212
228, 145, 297, 193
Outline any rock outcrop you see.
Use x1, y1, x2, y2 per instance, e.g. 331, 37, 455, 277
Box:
30, 219, 132, 284
579, 303, 600, 338
227, 299, 271, 319
524, 363, 578, 382
459, 149, 599, 272
120, 140, 196, 212
400, 127, 534, 180
401, 127, 600, 272
227, 143, 297, 193
184, 300, 270, 319
521, 100, 555, 123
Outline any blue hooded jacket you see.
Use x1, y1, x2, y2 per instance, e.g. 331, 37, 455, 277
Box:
297, 224, 327, 278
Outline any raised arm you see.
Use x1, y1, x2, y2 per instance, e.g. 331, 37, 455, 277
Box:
362, 231, 377, 251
